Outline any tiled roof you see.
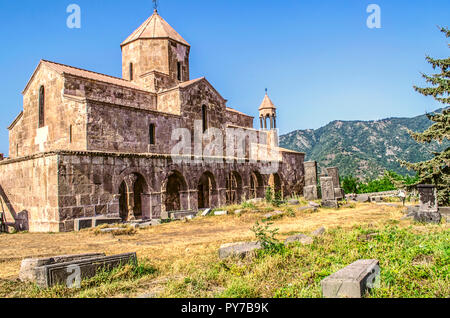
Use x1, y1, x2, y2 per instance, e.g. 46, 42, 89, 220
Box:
226, 107, 254, 118
40, 60, 144, 90
121, 10, 190, 47
259, 93, 276, 110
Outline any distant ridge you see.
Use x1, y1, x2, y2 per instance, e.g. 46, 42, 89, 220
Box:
279, 108, 449, 179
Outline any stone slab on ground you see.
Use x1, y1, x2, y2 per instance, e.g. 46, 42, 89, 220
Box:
297, 206, 318, 212
201, 208, 212, 217
321, 259, 380, 298
33, 252, 137, 288
263, 211, 284, 219
288, 199, 300, 205
439, 207, 450, 222
170, 210, 198, 220
309, 202, 320, 208
234, 209, 243, 215
406, 205, 420, 214
414, 211, 441, 224
284, 234, 313, 245
74, 217, 122, 231
219, 242, 262, 259
312, 227, 326, 237
322, 200, 338, 209
214, 211, 228, 216
356, 195, 370, 203
19, 253, 106, 282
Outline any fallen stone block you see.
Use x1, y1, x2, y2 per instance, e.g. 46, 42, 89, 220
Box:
288, 199, 300, 205
356, 195, 370, 203
309, 202, 320, 208
321, 259, 380, 298
322, 200, 338, 209
219, 242, 262, 259
93, 217, 122, 228
33, 252, 137, 288
248, 198, 263, 204
214, 211, 228, 216
414, 211, 441, 224
99, 228, 121, 233
439, 207, 450, 222
312, 227, 326, 237
19, 253, 106, 283
284, 234, 313, 245
263, 211, 284, 219
406, 205, 420, 214
234, 209, 243, 215
170, 210, 197, 220
201, 208, 212, 216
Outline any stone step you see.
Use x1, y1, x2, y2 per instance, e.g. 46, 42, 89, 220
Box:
169, 210, 197, 220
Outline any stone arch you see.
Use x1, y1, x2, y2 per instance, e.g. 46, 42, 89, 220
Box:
250, 171, 264, 199
117, 172, 150, 221
226, 171, 243, 205
197, 171, 217, 209
163, 170, 188, 212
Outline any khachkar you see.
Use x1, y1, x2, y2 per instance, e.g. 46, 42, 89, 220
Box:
320, 176, 338, 208
326, 167, 345, 200
415, 184, 441, 223
304, 161, 318, 200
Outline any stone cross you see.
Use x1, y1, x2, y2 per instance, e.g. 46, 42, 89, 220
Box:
415, 184, 441, 223
320, 177, 335, 201
303, 161, 318, 200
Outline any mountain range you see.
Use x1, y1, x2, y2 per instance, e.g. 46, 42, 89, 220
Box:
279, 108, 449, 180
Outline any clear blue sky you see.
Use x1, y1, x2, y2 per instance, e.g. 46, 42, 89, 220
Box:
0, 0, 448, 155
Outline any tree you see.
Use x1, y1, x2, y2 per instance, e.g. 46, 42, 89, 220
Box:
400, 27, 450, 206
341, 175, 358, 194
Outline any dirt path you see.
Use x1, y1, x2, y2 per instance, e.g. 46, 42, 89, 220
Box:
0, 203, 404, 279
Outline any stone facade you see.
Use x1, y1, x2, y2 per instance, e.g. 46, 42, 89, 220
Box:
0, 10, 305, 232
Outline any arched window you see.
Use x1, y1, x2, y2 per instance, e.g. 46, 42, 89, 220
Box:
202, 105, 208, 132
129, 63, 134, 81
149, 124, 155, 145
177, 62, 182, 81
38, 86, 45, 128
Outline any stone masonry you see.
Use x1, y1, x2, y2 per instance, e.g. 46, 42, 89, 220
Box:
0, 10, 305, 232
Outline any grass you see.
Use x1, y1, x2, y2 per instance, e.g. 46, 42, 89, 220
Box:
0, 200, 448, 298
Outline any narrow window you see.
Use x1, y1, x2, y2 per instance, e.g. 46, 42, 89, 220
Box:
38, 86, 45, 128
177, 62, 182, 81
202, 105, 208, 132
149, 124, 155, 145
129, 63, 133, 81
69, 125, 73, 143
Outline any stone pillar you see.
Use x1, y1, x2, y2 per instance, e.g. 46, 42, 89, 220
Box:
180, 190, 190, 211
303, 161, 318, 200
326, 167, 344, 200
127, 192, 135, 221
415, 184, 441, 223
320, 176, 338, 208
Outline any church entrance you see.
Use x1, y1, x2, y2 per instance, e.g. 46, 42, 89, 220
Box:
164, 171, 187, 212
250, 171, 264, 199
226, 172, 243, 205
198, 172, 216, 209
118, 173, 148, 221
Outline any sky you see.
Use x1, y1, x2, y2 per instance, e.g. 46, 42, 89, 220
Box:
0, 0, 448, 155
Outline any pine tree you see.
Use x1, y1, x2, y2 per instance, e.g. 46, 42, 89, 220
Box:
400, 27, 450, 206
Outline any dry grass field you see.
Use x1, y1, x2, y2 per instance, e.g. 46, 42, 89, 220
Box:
0, 201, 448, 298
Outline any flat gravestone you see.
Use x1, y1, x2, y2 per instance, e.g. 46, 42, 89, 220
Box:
201, 208, 212, 216
304, 185, 319, 201
321, 259, 380, 298
34, 252, 137, 288
19, 253, 106, 282
214, 211, 228, 216
219, 242, 262, 259
284, 234, 313, 245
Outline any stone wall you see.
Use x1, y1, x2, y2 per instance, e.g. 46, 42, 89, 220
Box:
0, 153, 59, 232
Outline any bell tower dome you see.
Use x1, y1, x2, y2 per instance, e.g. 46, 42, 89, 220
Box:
259, 89, 277, 130
121, 10, 190, 91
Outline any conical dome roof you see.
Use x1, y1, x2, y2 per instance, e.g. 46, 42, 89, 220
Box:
259, 93, 276, 111
121, 10, 190, 47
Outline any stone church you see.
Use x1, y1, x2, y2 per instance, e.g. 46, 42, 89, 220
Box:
0, 10, 305, 232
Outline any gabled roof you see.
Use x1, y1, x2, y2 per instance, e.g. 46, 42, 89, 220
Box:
121, 10, 190, 47
176, 77, 227, 103
23, 60, 145, 94
259, 93, 276, 111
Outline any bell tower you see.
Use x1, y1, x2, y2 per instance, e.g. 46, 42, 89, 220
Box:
121, 9, 190, 91
259, 89, 277, 130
